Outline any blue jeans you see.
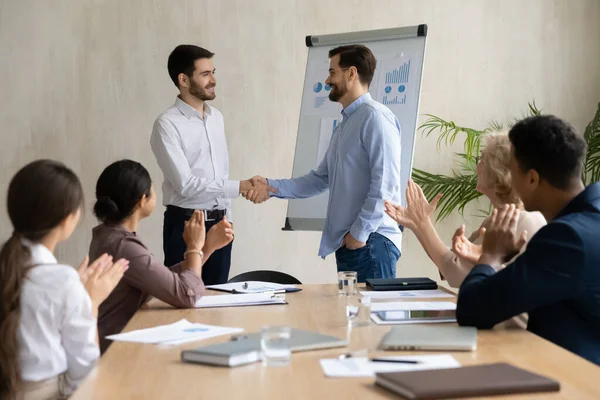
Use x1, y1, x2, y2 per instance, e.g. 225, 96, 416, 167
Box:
335, 233, 400, 283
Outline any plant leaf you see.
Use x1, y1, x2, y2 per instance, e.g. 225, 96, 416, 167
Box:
583, 102, 600, 184
411, 168, 481, 221
418, 115, 486, 160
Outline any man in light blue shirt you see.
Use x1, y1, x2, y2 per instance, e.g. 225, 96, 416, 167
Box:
247, 45, 402, 282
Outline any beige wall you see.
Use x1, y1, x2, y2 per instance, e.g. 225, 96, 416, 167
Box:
1, 0, 599, 284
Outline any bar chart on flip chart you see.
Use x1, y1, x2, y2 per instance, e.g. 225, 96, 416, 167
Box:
378, 57, 412, 108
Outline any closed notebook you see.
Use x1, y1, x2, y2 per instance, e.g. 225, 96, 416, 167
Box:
181, 328, 348, 367
182, 338, 262, 367
366, 277, 437, 291
375, 363, 560, 399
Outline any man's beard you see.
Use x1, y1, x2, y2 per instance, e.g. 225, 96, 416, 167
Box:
328, 83, 346, 102
189, 81, 216, 101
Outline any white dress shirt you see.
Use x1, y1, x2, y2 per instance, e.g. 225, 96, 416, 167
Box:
18, 241, 99, 396
150, 97, 239, 221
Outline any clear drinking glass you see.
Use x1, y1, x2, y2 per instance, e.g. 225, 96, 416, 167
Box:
260, 326, 291, 366
346, 295, 371, 327
338, 271, 358, 295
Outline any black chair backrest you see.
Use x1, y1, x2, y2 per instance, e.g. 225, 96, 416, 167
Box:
227, 270, 302, 285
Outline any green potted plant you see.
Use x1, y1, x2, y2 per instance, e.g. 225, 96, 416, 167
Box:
412, 102, 600, 221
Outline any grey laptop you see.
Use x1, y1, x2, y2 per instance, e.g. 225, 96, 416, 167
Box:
379, 325, 477, 352
182, 328, 348, 367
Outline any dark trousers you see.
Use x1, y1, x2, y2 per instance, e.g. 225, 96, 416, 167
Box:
335, 232, 400, 283
163, 207, 232, 285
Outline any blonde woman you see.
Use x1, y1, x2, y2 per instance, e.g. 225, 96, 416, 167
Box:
385, 133, 546, 289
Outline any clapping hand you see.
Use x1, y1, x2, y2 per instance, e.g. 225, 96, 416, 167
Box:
451, 224, 484, 264
205, 217, 235, 252
183, 210, 206, 251
79, 254, 129, 307
479, 204, 527, 268
384, 179, 442, 232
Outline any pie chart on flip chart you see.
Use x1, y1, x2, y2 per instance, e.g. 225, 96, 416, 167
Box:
313, 82, 323, 93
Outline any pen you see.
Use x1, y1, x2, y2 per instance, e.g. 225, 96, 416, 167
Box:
231, 289, 286, 294
370, 358, 420, 364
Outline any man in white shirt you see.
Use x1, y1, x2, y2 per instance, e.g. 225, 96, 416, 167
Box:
151, 44, 272, 284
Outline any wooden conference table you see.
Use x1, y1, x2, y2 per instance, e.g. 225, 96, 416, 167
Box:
71, 284, 600, 399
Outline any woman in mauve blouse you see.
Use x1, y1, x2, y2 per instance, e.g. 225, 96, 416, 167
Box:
89, 160, 233, 353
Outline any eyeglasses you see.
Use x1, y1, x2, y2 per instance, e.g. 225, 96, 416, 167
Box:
328, 67, 349, 78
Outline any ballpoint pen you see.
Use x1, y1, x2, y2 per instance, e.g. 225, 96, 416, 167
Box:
369, 358, 420, 364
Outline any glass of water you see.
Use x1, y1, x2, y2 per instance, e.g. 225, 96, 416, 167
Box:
338, 271, 358, 295
346, 294, 371, 327
260, 326, 291, 366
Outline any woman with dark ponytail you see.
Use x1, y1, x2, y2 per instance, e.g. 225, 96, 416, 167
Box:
89, 160, 233, 353
0, 160, 128, 400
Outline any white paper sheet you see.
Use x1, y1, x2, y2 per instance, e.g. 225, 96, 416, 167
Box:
195, 293, 287, 308
105, 319, 243, 345
370, 313, 456, 325
315, 117, 340, 168
302, 61, 342, 116
206, 281, 297, 294
360, 289, 454, 299
320, 354, 461, 378
374, 53, 415, 111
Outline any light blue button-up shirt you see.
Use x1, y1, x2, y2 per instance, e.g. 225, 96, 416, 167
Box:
268, 93, 403, 258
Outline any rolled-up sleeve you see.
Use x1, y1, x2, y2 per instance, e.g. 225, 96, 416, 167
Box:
119, 238, 205, 308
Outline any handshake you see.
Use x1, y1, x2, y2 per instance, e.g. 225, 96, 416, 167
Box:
240, 175, 278, 204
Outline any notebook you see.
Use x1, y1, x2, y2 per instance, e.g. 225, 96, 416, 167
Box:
181, 328, 348, 367
379, 325, 477, 351
375, 363, 560, 399
366, 277, 437, 291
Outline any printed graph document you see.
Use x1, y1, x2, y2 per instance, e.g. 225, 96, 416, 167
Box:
315, 117, 340, 168
206, 281, 299, 294
302, 60, 342, 116
320, 354, 460, 378
374, 53, 416, 111
105, 319, 243, 346
195, 293, 287, 308
360, 289, 454, 299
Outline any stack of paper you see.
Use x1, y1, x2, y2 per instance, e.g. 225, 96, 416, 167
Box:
320, 354, 461, 377
370, 301, 456, 312
370, 302, 457, 325
195, 293, 287, 308
105, 319, 244, 346
206, 281, 300, 294
360, 289, 454, 299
